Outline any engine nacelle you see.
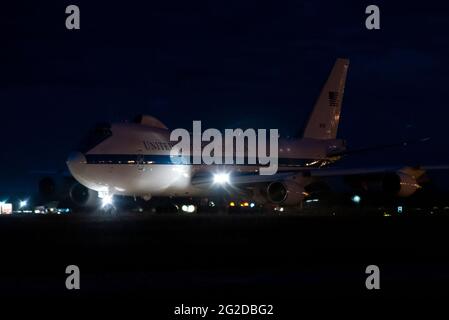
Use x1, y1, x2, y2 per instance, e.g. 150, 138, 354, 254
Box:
266, 181, 305, 205
347, 171, 421, 198
384, 172, 420, 197
68, 182, 98, 207
38, 176, 98, 208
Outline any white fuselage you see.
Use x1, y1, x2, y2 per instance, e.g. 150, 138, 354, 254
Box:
67, 123, 344, 198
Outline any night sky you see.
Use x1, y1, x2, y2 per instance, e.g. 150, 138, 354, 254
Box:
1, 0, 449, 193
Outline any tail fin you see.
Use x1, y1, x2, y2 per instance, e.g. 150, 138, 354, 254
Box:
303, 58, 349, 140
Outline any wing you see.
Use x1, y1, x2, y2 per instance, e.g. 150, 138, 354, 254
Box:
191, 164, 449, 188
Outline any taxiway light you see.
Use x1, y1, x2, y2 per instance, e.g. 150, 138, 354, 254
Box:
181, 204, 196, 213
351, 195, 361, 204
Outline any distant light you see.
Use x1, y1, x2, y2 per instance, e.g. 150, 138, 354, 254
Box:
19, 200, 28, 208
351, 195, 361, 204
229, 201, 235, 207
101, 194, 113, 208
397, 206, 403, 213
250, 202, 255, 208
181, 204, 196, 213
0, 203, 12, 214
213, 172, 230, 185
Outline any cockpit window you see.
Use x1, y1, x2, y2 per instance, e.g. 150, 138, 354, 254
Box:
78, 122, 112, 153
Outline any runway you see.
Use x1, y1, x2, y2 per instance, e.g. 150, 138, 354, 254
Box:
0, 213, 448, 302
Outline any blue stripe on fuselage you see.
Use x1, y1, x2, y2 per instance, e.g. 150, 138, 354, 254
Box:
84, 154, 326, 167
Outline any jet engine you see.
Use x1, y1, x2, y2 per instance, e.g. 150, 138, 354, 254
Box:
346, 170, 421, 198
266, 181, 305, 205
383, 172, 421, 197
38, 176, 98, 208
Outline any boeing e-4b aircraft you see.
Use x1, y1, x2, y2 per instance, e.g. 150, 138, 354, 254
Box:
66, 58, 439, 209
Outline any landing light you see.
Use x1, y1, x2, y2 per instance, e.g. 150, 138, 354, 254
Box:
101, 194, 113, 208
19, 200, 28, 208
213, 172, 230, 185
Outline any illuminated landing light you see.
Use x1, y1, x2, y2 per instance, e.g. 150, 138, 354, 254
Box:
19, 200, 28, 208
101, 194, 113, 208
213, 173, 230, 185
351, 195, 361, 204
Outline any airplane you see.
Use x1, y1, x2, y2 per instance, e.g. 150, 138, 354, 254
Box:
66, 58, 442, 211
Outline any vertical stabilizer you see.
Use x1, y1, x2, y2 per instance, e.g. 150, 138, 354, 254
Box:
303, 58, 349, 140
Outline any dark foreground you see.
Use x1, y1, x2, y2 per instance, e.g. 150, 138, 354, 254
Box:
0, 212, 448, 307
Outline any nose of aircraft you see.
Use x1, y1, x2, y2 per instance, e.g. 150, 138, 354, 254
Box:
67, 151, 86, 163
67, 152, 87, 177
